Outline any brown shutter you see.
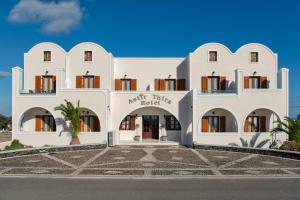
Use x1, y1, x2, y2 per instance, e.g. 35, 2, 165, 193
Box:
115, 79, 122, 90
130, 115, 136, 130
202, 117, 209, 132
259, 116, 266, 132
35, 115, 43, 132
201, 76, 208, 92
244, 77, 249, 89
220, 116, 226, 132
93, 116, 100, 132
180, 79, 186, 90
244, 117, 249, 132
52, 76, 56, 92
176, 79, 186, 91
76, 76, 83, 88
131, 79, 137, 91
260, 76, 267, 89
159, 79, 165, 90
80, 116, 84, 132
219, 76, 226, 90
154, 79, 160, 91
35, 76, 42, 93
94, 76, 100, 88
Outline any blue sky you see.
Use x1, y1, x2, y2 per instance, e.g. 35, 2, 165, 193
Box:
0, 0, 299, 118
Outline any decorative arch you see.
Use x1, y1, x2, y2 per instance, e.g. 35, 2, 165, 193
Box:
193, 42, 233, 54
198, 107, 239, 133
68, 42, 110, 55
27, 42, 66, 54
242, 107, 281, 133
18, 107, 57, 132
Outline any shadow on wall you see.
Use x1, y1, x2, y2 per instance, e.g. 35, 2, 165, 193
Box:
178, 91, 193, 146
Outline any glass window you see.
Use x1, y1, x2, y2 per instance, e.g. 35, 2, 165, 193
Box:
247, 116, 259, 132
121, 79, 131, 91
120, 115, 132, 130
165, 79, 176, 91
42, 115, 55, 132
166, 115, 181, 130
208, 116, 219, 132
209, 51, 217, 61
44, 51, 51, 61
251, 52, 259, 62
83, 76, 95, 88
208, 77, 219, 93
42, 76, 55, 93
84, 51, 92, 61
249, 77, 260, 89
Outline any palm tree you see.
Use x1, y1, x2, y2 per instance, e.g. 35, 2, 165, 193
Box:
229, 132, 270, 148
272, 116, 300, 144
55, 100, 81, 145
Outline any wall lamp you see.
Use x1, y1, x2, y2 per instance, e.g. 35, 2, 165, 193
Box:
253, 71, 257, 76
86, 70, 89, 75
211, 71, 215, 76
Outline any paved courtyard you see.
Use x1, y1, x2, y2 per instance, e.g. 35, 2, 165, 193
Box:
0, 146, 300, 177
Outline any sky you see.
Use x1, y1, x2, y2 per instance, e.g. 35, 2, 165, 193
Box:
0, 0, 299, 118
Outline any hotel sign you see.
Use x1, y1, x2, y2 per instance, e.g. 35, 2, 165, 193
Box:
128, 94, 172, 106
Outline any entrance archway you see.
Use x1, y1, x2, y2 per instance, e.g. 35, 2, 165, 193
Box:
118, 106, 182, 142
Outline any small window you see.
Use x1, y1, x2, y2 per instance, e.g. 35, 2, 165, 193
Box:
166, 115, 181, 130
251, 52, 259, 62
83, 76, 94, 88
120, 115, 132, 130
209, 51, 217, 62
165, 79, 176, 91
44, 51, 51, 61
121, 79, 131, 91
208, 116, 219, 132
84, 51, 92, 61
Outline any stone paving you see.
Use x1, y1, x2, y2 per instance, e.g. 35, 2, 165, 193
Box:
0, 146, 300, 177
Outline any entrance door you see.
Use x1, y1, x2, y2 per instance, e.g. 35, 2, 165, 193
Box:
142, 115, 159, 139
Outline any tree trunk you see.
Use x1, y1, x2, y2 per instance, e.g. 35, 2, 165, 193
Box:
70, 135, 80, 145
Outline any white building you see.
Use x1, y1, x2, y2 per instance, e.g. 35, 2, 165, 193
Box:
11, 42, 289, 147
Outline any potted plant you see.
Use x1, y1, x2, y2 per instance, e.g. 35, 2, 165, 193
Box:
160, 124, 167, 141
134, 124, 140, 141
55, 100, 81, 145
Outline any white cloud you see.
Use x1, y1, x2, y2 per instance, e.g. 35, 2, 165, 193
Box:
8, 0, 83, 35
0, 71, 11, 78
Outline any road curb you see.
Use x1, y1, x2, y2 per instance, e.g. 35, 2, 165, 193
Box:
0, 143, 107, 158
193, 143, 300, 160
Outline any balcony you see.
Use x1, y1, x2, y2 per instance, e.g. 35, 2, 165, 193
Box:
19, 89, 56, 95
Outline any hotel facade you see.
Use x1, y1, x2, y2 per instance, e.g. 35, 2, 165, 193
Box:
12, 42, 289, 147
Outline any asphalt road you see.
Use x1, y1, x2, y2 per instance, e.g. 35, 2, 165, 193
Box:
0, 177, 299, 200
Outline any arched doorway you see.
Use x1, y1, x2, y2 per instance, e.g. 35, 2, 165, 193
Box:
19, 107, 56, 132
118, 107, 181, 142
244, 108, 280, 133
199, 108, 238, 133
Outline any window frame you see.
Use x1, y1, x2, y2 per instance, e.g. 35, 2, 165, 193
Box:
165, 79, 176, 91
120, 115, 132, 130
121, 79, 131, 91
247, 116, 260, 132
43, 51, 51, 62
42, 75, 55, 93
207, 116, 220, 132
249, 76, 261, 89
166, 115, 181, 131
208, 50, 218, 62
250, 52, 259, 63
84, 51, 93, 62
83, 75, 95, 88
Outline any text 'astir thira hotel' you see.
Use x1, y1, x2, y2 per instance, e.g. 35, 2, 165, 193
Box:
11, 42, 289, 147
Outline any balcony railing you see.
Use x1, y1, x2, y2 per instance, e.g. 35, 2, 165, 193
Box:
19, 89, 56, 95
198, 89, 237, 95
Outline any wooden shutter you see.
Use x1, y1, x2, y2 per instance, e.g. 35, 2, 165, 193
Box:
130, 115, 136, 130
35, 76, 42, 93
201, 76, 208, 92
35, 115, 43, 132
80, 116, 84, 132
76, 76, 83, 88
219, 76, 226, 90
176, 79, 186, 91
259, 116, 266, 132
94, 76, 100, 88
202, 117, 209, 132
52, 76, 56, 92
244, 117, 249, 132
260, 76, 267, 89
154, 79, 160, 91
131, 79, 137, 91
159, 79, 165, 91
220, 116, 226, 132
115, 79, 122, 90
244, 77, 249, 89
93, 116, 100, 132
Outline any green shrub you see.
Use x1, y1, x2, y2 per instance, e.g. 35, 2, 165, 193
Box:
3, 139, 25, 151
279, 141, 300, 151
